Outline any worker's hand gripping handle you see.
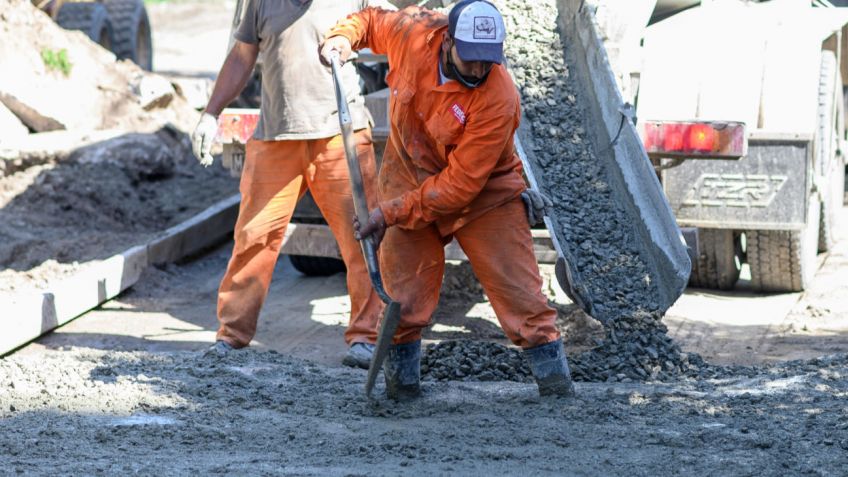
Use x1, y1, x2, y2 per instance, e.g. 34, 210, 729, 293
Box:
329, 54, 391, 304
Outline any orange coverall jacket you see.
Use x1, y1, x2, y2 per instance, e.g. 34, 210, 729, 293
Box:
327, 6, 527, 235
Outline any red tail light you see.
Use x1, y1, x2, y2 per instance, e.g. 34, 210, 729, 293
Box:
687, 124, 715, 152
640, 120, 746, 159
216, 109, 260, 145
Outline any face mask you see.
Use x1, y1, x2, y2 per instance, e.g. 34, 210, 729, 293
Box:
447, 46, 490, 89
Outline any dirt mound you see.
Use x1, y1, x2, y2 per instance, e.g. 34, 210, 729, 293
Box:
0, 0, 198, 134
0, 0, 237, 294
0, 126, 236, 292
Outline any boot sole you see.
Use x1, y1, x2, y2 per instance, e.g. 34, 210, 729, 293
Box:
342, 354, 370, 370
538, 377, 576, 397
386, 385, 421, 401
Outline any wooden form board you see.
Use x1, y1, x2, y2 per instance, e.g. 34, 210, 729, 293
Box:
0, 194, 241, 356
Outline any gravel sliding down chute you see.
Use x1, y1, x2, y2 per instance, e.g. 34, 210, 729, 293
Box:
500, 0, 691, 324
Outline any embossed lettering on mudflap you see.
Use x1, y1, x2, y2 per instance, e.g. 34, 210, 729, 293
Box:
682, 173, 788, 208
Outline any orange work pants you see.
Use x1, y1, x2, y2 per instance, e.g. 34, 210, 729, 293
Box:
380, 198, 560, 348
216, 129, 383, 348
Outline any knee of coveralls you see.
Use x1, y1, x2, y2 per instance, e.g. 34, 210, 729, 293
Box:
304, 129, 384, 345
379, 222, 448, 344
453, 198, 560, 349
217, 139, 307, 348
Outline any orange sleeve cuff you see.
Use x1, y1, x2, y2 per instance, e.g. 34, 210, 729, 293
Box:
379, 196, 410, 228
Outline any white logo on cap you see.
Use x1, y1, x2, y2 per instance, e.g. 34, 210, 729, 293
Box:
473, 17, 496, 40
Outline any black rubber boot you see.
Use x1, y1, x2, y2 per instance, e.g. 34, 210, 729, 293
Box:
383, 340, 421, 400
524, 339, 576, 397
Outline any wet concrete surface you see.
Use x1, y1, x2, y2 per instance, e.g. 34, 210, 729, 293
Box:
2, 348, 847, 475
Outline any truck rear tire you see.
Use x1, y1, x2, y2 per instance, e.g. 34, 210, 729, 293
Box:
820, 171, 845, 252
103, 0, 153, 71
288, 255, 346, 277
688, 229, 741, 290
747, 200, 820, 293
55, 2, 113, 51
816, 51, 840, 252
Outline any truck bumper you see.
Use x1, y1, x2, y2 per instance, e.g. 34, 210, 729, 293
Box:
663, 133, 812, 231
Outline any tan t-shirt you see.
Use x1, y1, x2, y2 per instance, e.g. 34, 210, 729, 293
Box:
235, 0, 390, 140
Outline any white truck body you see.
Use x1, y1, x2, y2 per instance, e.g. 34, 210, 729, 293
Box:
639, 1, 848, 136
635, 0, 848, 292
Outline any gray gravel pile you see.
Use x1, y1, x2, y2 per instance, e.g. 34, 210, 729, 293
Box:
422, 341, 533, 382
419, 336, 811, 384
420, 337, 731, 384
569, 314, 723, 382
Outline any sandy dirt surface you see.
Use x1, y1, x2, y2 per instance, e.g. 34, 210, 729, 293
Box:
148, 0, 233, 78
3, 204, 845, 474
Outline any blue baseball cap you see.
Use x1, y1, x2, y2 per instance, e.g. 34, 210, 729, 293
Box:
448, 0, 507, 64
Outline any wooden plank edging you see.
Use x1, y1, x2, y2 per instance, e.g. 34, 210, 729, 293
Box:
0, 193, 241, 356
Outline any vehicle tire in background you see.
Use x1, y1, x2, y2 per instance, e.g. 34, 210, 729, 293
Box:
56, 2, 113, 51
289, 255, 346, 277
103, 0, 153, 70
688, 228, 741, 290
747, 200, 820, 293
816, 51, 841, 252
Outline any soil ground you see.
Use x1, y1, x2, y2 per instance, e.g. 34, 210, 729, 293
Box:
2, 1, 848, 474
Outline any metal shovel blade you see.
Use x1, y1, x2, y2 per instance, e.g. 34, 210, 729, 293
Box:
364, 301, 401, 398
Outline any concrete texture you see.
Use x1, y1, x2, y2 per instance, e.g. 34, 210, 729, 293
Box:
1, 348, 847, 475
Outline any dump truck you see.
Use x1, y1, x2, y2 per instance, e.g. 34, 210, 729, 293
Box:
35, 0, 153, 70
635, 0, 848, 292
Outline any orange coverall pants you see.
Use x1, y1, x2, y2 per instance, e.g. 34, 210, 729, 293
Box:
216, 129, 383, 348
380, 198, 561, 348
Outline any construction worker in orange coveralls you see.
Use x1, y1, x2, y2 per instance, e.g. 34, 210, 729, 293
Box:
320, 0, 576, 400
191, 0, 396, 368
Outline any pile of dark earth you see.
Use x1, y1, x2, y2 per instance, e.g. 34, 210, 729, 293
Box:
421, 0, 740, 384
0, 127, 236, 273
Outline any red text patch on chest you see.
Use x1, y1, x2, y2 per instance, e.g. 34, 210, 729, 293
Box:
451, 103, 466, 125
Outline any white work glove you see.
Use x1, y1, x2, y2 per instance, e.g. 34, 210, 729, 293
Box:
521, 188, 553, 226
191, 112, 218, 167
319, 35, 353, 66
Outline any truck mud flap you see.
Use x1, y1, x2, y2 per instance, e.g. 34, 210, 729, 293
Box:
515, 0, 691, 320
